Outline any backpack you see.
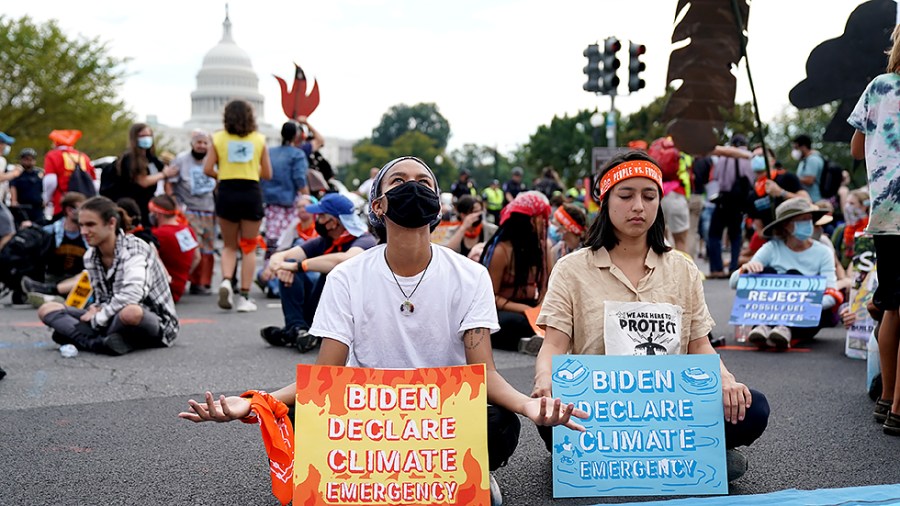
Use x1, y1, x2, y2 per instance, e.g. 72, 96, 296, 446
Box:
647, 137, 681, 181
0, 225, 53, 288
64, 152, 97, 198
817, 155, 843, 199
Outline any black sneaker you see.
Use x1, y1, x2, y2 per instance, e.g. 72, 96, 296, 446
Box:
295, 329, 320, 353
726, 449, 748, 482
21, 276, 56, 296
875, 399, 892, 423
51, 331, 76, 346
260, 326, 296, 347
98, 333, 134, 356
189, 284, 212, 296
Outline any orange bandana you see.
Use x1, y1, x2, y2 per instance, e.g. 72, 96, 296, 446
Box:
464, 223, 484, 239
554, 206, 584, 235
296, 221, 318, 241
597, 160, 664, 200
148, 201, 188, 226
240, 390, 295, 506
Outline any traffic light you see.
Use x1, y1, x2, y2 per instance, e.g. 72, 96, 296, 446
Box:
601, 37, 621, 94
583, 44, 602, 93
628, 41, 646, 93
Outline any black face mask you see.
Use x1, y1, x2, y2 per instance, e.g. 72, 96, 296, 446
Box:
315, 221, 331, 239
190, 149, 206, 161
382, 182, 441, 229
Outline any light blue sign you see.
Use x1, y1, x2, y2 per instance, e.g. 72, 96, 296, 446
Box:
551, 354, 727, 498
728, 274, 825, 328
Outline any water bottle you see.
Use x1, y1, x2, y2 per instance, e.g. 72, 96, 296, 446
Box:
59, 344, 78, 358
733, 325, 750, 344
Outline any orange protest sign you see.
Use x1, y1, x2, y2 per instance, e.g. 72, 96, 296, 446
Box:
293, 364, 490, 505
430, 221, 461, 244
525, 304, 545, 337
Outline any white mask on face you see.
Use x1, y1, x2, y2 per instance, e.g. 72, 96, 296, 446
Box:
791, 149, 802, 161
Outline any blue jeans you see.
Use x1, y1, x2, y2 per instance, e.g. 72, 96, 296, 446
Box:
708, 204, 743, 273
279, 271, 323, 331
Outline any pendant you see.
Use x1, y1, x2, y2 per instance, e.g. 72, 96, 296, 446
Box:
400, 300, 415, 316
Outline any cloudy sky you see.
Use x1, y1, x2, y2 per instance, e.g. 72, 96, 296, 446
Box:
9, 1, 887, 152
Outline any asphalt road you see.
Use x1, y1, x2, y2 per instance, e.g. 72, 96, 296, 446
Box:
1, 266, 897, 505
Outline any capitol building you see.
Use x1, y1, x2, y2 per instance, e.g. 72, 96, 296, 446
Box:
151, 10, 354, 168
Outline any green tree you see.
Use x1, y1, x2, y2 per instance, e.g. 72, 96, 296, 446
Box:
449, 144, 511, 190
523, 110, 594, 185
0, 15, 133, 159
617, 89, 672, 145
371, 103, 451, 150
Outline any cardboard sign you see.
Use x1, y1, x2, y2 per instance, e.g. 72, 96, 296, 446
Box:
293, 364, 490, 505
64, 270, 92, 309
846, 266, 877, 359
728, 274, 825, 328
551, 354, 727, 498
847, 234, 876, 359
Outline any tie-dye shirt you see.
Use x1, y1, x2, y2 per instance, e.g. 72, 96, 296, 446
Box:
848, 72, 900, 235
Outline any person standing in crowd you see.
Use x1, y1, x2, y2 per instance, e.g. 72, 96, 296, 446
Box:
261, 121, 308, 254
708, 134, 755, 278
148, 195, 199, 303
832, 189, 871, 269
179, 156, 586, 506
43, 129, 97, 216
0, 133, 19, 251
450, 169, 477, 201
9, 148, 44, 224
205, 99, 272, 313
444, 195, 497, 258
848, 26, 900, 434
166, 130, 217, 295
482, 179, 505, 224
504, 166, 527, 204
480, 191, 552, 352
0, 131, 16, 206
731, 198, 841, 349
549, 203, 586, 267
293, 115, 325, 158
20, 192, 88, 304
107, 123, 178, 227
792, 134, 825, 203
534, 167, 564, 199
36, 196, 178, 356
532, 150, 768, 481
261, 193, 375, 351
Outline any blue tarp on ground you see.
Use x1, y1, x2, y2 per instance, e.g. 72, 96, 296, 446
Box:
604, 484, 900, 505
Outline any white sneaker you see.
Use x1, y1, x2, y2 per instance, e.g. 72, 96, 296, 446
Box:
235, 295, 257, 313
218, 280, 234, 310
767, 325, 791, 349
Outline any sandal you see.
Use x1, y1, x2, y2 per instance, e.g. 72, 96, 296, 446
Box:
875, 398, 892, 424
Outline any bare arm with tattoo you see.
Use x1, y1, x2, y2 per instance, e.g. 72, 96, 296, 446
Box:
463, 327, 587, 431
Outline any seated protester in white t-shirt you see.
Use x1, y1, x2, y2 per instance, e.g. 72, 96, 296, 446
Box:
730, 198, 843, 349
180, 157, 588, 505
532, 151, 769, 482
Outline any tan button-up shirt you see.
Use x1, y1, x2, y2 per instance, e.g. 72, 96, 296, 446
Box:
536, 247, 714, 355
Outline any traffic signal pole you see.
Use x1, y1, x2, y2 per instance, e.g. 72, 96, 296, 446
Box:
607, 94, 617, 148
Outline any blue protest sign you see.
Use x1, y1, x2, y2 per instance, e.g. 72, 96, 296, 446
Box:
551, 355, 727, 498
728, 274, 825, 328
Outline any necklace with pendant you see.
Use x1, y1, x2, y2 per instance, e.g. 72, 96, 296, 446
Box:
384, 248, 433, 316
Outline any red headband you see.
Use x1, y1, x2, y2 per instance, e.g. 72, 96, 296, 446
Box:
554, 207, 584, 235
597, 160, 664, 200
149, 201, 187, 225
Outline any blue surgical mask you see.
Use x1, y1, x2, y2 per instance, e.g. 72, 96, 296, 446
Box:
792, 219, 813, 241
548, 223, 562, 244
137, 136, 153, 149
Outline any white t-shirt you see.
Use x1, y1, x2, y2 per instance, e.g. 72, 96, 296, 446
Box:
309, 243, 500, 368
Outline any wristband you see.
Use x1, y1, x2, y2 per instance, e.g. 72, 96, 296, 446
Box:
301, 259, 309, 272
825, 288, 845, 306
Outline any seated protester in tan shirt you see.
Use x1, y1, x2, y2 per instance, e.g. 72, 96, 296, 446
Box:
531, 150, 769, 482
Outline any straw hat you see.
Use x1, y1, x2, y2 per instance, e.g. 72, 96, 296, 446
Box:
761, 197, 828, 238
